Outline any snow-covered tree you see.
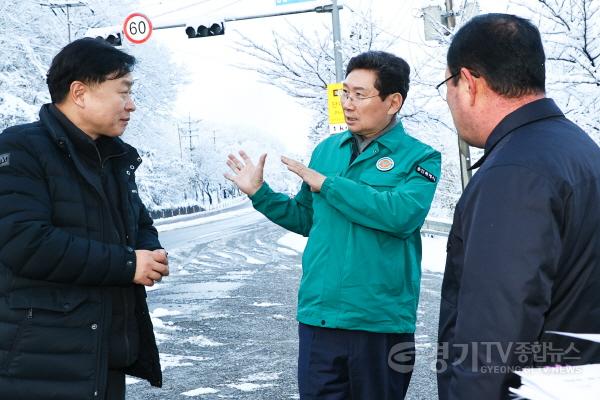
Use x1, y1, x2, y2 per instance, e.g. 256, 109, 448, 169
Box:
513, 0, 600, 142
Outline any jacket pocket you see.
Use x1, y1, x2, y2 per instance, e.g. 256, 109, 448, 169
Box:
4, 287, 98, 379
8, 287, 89, 313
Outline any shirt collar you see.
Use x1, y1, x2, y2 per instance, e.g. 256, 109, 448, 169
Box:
339, 117, 405, 151
470, 98, 564, 170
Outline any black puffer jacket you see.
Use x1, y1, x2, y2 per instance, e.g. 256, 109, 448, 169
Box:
0, 105, 162, 399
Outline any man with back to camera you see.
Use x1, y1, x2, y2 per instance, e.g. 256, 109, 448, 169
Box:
436, 13, 600, 399
0, 38, 169, 399
225, 50, 441, 399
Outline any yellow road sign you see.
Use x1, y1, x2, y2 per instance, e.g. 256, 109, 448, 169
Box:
327, 82, 347, 134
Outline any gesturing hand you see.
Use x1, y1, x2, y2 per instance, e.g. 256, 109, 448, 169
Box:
224, 150, 267, 196
281, 156, 326, 193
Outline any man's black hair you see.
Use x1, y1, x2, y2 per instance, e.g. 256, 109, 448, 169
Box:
447, 13, 545, 97
47, 37, 136, 103
345, 51, 410, 101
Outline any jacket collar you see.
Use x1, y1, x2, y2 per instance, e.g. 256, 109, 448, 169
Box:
339, 118, 406, 152
39, 104, 142, 171
470, 98, 564, 170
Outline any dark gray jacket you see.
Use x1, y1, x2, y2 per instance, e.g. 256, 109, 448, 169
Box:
438, 98, 600, 400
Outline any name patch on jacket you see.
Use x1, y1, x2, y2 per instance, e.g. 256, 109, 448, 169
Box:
0, 153, 9, 167
416, 165, 437, 182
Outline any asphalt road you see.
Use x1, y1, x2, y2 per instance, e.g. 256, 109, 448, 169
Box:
128, 206, 443, 399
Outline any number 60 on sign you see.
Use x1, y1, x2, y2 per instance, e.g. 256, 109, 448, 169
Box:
123, 13, 153, 44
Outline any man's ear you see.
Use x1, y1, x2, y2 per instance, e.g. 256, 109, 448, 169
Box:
460, 67, 481, 106
387, 93, 403, 115
69, 81, 87, 108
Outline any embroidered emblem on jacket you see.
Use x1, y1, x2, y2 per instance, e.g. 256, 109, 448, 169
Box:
376, 157, 394, 171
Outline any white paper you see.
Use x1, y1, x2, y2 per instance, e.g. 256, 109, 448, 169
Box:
513, 364, 600, 400
545, 331, 600, 344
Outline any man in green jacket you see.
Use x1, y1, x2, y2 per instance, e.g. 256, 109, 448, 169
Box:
225, 51, 441, 399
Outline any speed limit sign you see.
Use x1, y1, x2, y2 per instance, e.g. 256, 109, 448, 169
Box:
123, 13, 152, 44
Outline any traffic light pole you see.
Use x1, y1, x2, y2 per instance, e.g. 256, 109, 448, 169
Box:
331, 0, 344, 81
151, 4, 345, 82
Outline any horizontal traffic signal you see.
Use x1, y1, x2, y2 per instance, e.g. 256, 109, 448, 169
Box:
185, 22, 225, 38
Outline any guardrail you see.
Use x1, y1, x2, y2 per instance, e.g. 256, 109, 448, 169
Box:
421, 219, 452, 236
149, 205, 205, 220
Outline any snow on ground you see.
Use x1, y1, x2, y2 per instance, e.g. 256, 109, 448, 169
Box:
213, 251, 234, 259
152, 308, 182, 318
125, 376, 141, 385
160, 354, 210, 372
145, 283, 162, 292
227, 383, 275, 392
241, 372, 282, 382
186, 335, 224, 347
221, 270, 256, 280
150, 308, 181, 332
182, 387, 219, 396
277, 232, 308, 253
245, 255, 267, 264
277, 247, 298, 256
251, 302, 282, 307
421, 234, 448, 273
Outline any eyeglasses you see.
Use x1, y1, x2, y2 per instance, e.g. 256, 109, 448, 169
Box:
339, 90, 381, 104
435, 72, 459, 101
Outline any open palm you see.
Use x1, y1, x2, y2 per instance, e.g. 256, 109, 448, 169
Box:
224, 150, 267, 196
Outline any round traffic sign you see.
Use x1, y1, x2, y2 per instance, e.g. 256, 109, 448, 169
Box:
123, 13, 152, 44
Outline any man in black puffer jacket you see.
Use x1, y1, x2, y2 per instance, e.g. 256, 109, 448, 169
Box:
0, 38, 170, 399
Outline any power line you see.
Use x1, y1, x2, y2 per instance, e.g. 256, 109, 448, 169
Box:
39, 1, 87, 42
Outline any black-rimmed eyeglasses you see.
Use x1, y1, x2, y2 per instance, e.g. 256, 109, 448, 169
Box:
435, 72, 459, 101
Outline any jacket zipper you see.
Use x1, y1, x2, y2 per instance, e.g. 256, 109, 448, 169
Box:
101, 147, 133, 367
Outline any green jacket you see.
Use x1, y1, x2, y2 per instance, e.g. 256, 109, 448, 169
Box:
251, 122, 441, 333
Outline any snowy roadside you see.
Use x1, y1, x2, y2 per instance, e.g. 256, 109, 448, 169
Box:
155, 199, 254, 233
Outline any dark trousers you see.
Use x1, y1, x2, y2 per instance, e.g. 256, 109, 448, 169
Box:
298, 323, 415, 400
104, 370, 126, 400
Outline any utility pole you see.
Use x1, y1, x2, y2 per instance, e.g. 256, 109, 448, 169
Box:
178, 114, 200, 160
40, 1, 86, 42
443, 0, 472, 191
177, 123, 183, 160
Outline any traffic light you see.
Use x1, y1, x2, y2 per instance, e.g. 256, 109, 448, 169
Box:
85, 26, 122, 46
185, 21, 225, 38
